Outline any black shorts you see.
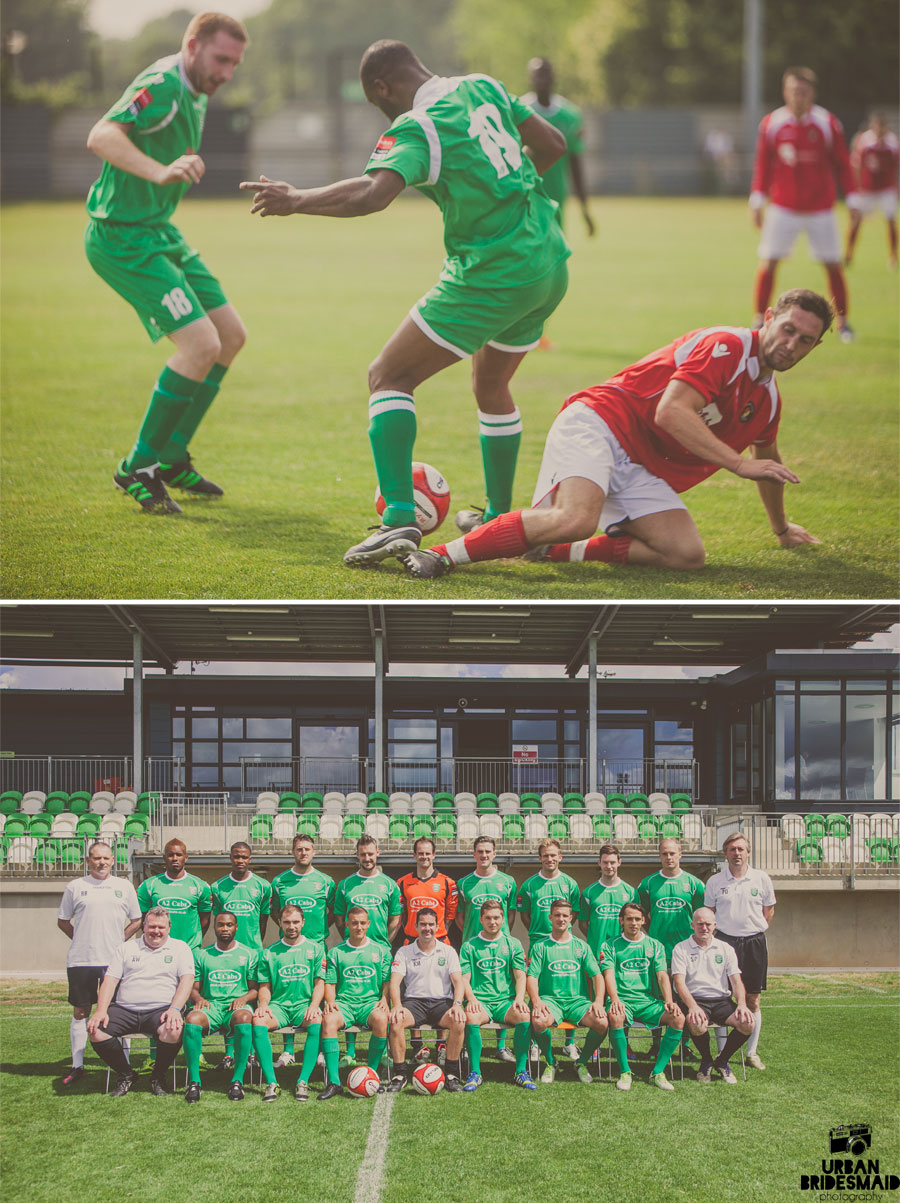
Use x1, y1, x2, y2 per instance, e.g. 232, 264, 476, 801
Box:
404, 997, 455, 1028
94, 1002, 176, 1040
67, 966, 107, 1008
678, 995, 737, 1026
716, 930, 768, 994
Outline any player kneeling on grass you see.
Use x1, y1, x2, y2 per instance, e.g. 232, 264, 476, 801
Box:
251, 903, 326, 1102
183, 911, 258, 1103
461, 900, 534, 1091
387, 908, 466, 1093
318, 906, 392, 1100
601, 902, 685, 1092
526, 900, 607, 1085
671, 908, 754, 1085
404, 289, 830, 580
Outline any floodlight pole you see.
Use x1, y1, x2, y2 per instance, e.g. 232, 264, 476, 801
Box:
588, 633, 598, 793
374, 631, 384, 793
743, 0, 764, 180
133, 631, 143, 795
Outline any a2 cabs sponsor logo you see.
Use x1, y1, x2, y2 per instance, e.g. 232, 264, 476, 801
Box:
549, 960, 579, 974
225, 900, 254, 914
623, 957, 650, 972
208, 968, 241, 984
655, 897, 687, 912
596, 902, 621, 916
477, 957, 506, 971
353, 895, 383, 909
409, 896, 435, 912
344, 966, 375, 980
536, 895, 565, 911
160, 897, 192, 911
277, 963, 310, 980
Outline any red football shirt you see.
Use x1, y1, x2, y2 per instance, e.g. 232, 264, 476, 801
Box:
852, 130, 900, 193
562, 326, 782, 494
750, 104, 854, 213
397, 871, 459, 941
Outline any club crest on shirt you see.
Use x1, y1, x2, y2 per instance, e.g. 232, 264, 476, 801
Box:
778, 142, 797, 165
739, 402, 755, 422
371, 134, 396, 159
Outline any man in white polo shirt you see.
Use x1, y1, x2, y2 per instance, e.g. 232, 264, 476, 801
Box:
671, 908, 754, 1084
704, 832, 775, 1070
87, 906, 195, 1097
56, 841, 142, 1086
387, 907, 466, 1092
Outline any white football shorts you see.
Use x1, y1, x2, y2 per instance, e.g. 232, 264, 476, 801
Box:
857, 188, 898, 218
531, 402, 687, 530
758, 203, 842, 262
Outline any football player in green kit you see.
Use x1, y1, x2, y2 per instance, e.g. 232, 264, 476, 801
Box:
241, 39, 569, 563
85, 12, 249, 513
460, 900, 534, 1091
251, 903, 326, 1102
601, 902, 685, 1092
318, 907, 393, 1100
526, 900, 607, 1084
579, 843, 638, 958
183, 911, 259, 1102
637, 839, 706, 965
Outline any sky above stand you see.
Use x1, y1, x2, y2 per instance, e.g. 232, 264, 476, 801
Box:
87, 0, 271, 41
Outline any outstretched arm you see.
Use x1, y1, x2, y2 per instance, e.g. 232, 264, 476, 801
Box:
518, 113, 566, 176
87, 118, 205, 187
751, 440, 821, 546
239, 168, 406, 218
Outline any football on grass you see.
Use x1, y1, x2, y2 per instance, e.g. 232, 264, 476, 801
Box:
411, 1063, 445, 1095
347, 1066, 381, 1097
374, 462, 450, 534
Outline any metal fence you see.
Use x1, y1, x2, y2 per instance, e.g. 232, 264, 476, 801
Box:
0, 833, 139, 880
0, 756, 184, 796
382, 757, 698, 797
737, 812, 900, 881
240, 758, 369, 798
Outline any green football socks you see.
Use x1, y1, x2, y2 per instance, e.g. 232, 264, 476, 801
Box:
230, 1023, 252, 1084
578, 1027, 604, 1065
368, 391, 417, 526
252, 1024, 277, 1085
611, 1027, 630, 1073
651, 1027, 684, 1076
160, 362, 228, 463
345, 1031, 358, 1060
368, 1036, 388, 1072
299, 1024, 322, 1081
479, 407, 522, 520
466, 1024, 483, 1076
533, 1027, 554, 1067
124, 365, 199, 472
283, 1033, 295, 1057
322, 1036, 341, 1084
183, 1022, 204, 1082
513, 1022, 530, 1074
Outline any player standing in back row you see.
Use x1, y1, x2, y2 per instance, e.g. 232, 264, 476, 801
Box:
844, 111, 899, 270
240, 39, 570, 564
85, 12, 249, 513
748, 66, 858, 342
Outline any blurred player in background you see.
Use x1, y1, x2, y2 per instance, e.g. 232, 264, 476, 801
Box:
404, 290, 830, 579
748, 67, 858, 342
845, 111, 899, 269
85, 13, 249, 514
240, 39, 570, 564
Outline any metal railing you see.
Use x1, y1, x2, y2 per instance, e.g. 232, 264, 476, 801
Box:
240, 758, 369, 798
0, 756, 185, 796
0, 833, 139, 880
735, 812, 900, 881
151, 793, 245, 855
384, 758, 587, 795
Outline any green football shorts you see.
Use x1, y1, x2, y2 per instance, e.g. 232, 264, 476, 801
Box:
337, 999, 380, 1029
84, 219, 228, 342
410, 258, 569, 358
474, 996, 519, 1025
266, 1000, 313, 1029
200, 1001, 243, 1033
611, 997, 667, 1029
543, 997, 593, 1027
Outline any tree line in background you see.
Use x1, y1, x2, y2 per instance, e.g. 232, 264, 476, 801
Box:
1, 0, 897, 112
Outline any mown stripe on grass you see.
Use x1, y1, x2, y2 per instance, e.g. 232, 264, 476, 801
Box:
354, 1092, 395, 1203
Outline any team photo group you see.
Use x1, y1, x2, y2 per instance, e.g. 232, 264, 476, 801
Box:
59, 829, 774, 1102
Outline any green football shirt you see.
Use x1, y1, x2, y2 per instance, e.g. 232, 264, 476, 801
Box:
257, 936, 326, 1009
460, 931, 525, 1008
137, 871, 212, 951
269, 866, 335, 944
527, 934, 599, 1006
637, 870, 706, 962
211, 872, 272, 951
193, 941, 258, 1003
364, 73, 569, 288
456, 869, 517, 944
87, 54, 207, 225
600, 933, 667, 1008
333, 871, 403, 949
579, 879, 638, 959
520, 92, 584, 210
516, 871, 581, 944
325, 938, 391, 1009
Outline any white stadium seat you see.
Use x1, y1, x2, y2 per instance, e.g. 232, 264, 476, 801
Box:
272, 815, 297, 841
569, 815, 593, 841
89, 794, 114, 814
255, 797, 279, 815
22, 790, 47, 806
613, 814, 638, 841
365, 815, 389, 841
20, 797, 45, 815
681, 814, 703, 841
524, 815, 548, 840
869, 813, 892, 838
344, 795, 366, 814
820, 837, 848, 863
457, 815, 480, 842
256, 791, 279, 805
319, 815, 343, 841
497, 792, 520, 811
7, 837, 38, 864
389, 795, 412, 814
780, 813, 805, 841
322, 797, 344, 814
478, 815, 503, 839
584, 793, 607, 814
540, 796, 563, 815
454, 796, 476, 814
322, 791, 346, 806
100, 813, 126, 834
411, 795, 434, 814
648, 793, 671, 814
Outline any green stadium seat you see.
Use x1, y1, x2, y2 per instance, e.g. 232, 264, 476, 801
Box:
519, 793, 541, 813
3, 817, 29, 837
638, 817, 660, 840
796, 837, 823, 864
389, 816, 412, 840
433, 792, 455, 808
606, 795, 627, 813
670, 793, 692, 812
45, 794, 69, 814
296, 815, 320, 838
804, 813, 827, 837
28, 817, 53, 836
115, 845, 129, 867
626, 793, 650, 813
69, 790, 91, 804
278, 796, 300, 812
342, 816, 365, 840
301, 792, 324, 810
825, 814, 851, 838
59, 842, 84, 867
367, 794, 389, 812
67, 796, 90, 816
658, 816, 683, 838
476, 793, 499, 813
592, 815, 612, 839
250, 815, 273, 840
0, 796, 21, 816
33, 841, 59, 867
547, 816, 570, 840
867, 837, 893, 865
434, 816, 457, 841
1, 789, 23, 803
124, 814, 150, 834
562, 793, 585, 813
413, 816, 435, 839
502, 815, 525, 840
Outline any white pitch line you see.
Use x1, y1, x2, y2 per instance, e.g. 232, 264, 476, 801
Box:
354, 1091, 395, 1203
764, 1002, 898, 1008
813, 975, 889, 994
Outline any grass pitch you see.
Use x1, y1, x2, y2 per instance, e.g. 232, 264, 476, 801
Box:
1, 973, 898, 1203
1, 196, 897, 600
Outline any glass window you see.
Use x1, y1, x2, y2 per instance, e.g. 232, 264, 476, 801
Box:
776, 680, 794, 694
440, 728, 453, 756
512, 720, 556, 740
223, 741, 292, 759
247, 717, 291, 739
775, 695, 795, 800
655, 742, 694, 760
654, 720, 693, 741
388, 742, 435, 759
597, 728, 644, 760
191, 741, 219, 763
172, 717, 185, 739
799, 680, 839, 691
171, 742, 185, 758
192, 717, 218, 738
845, 695, 887, 801
191, 766, 220, 786
564, 720, 580, 740
731, 721, 748, 794
222, 718, 243, 738
847, 679, 886, 692
797, 694, 840, 800
298, 726, 359, 758
389, 719, 437, 739
222, 766, 243, 788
